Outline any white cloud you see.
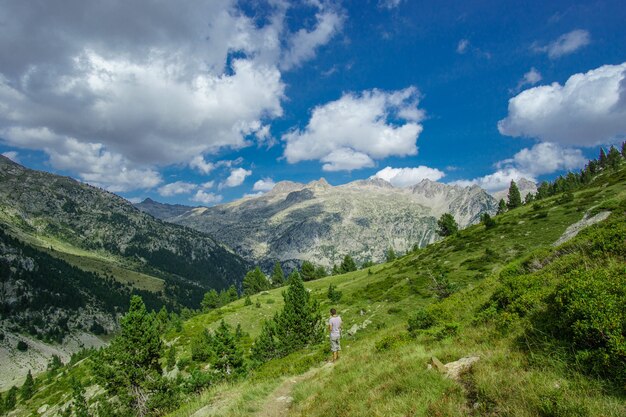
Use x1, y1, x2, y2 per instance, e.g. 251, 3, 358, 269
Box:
281, 7, 344, 70
373, 166, 445, 187
515, 67, 542, 91
0, 0, 343, 185
499, 62, 626, 146
534, 29, 590, 59
378, 0, 403, 9
221, 167, 252, 188
201, 180, 214, 189
457, 39, 470, 54
191, 190, 223, 205
158, 181, 197, 197
1, 151, 19, 163
252, 178, 276, 192
283, 87, 424, 171
452, 142, 586, 192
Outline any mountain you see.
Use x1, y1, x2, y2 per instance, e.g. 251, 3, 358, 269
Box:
162, 177, 497, 269
491, 178, 537, 202
0, 156, 249, 365
135, 197, 199, 220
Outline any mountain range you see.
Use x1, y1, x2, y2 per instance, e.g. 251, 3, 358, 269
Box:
137, 177, 499, 270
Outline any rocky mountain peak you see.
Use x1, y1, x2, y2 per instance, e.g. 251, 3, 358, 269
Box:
269, 180, 306, 195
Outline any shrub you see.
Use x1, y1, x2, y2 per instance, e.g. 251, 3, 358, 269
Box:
407, 308, 435, 334
16, 340, 28, 351
327, 284, 343, 303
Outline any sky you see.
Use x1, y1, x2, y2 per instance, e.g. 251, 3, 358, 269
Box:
0, 0, 625, 205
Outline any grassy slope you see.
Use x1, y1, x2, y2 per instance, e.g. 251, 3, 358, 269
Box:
7, 165, 626, 417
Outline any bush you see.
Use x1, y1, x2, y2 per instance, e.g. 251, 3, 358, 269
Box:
327, 284, 342, 303
374, 333, 409, 352
16, 340, 28, 351
407, 308, 435, 334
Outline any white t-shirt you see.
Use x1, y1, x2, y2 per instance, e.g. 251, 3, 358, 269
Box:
328, 316, 342, 338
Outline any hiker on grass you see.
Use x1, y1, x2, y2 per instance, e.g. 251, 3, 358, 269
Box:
328, 308, 342, 362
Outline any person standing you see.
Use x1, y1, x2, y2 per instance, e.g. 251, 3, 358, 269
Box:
328, 308, 342, 362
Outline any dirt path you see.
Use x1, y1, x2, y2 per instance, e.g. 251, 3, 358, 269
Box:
253, 362, 334, 417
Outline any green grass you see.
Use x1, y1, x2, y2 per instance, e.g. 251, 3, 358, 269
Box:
6, 165, 626, 417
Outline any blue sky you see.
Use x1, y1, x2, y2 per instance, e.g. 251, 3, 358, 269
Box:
1, 0, 625, 205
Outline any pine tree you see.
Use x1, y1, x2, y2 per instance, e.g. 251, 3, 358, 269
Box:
607, 145, 622, 171
327, 284, 342, 303
437, 213, 458, 236
598, 147, 607, 168
243, 267, 270, 295
244, 295, 252, 306
524, 192, 535, 204
21, 369, 34, 401
480, 212, 496, 229
386, 247, 397, 262
506, 180, 522, 209
332, 264, 341, 275
156, 306, 169, 333
250, 320, 279, 363
621, 141, 626, 158
5, 386, 17, 411
271, 262, 285, 286
201, 289, 220, 311
190, 329, 214, 362
339, 255, 357, 273
535, 182, 551, 200
92, 295, 163, 417
314, 265, 327, 279
211, 321, 245, 378
166, 345, 177, 371
273, 273, 323, 356
226, 285, 239, 302
300, 261, 316, 281
71, 377, 89, 417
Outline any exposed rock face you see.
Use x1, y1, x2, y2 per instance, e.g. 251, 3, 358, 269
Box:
553, 211, 611, 246
157, 178, 497, 269
135, 198, 199, 220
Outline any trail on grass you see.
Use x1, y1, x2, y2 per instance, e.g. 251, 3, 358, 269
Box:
254, 362, 334, 417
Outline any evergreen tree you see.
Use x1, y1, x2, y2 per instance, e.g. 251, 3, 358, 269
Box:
166, 345, 177, 371
201, 289, 220, 311
535, 182, 551, 200
190, 329, 214, 363
21, 369, 34, 401
92, 295, 164, 417
598, 147, 607, 168
331, 264, 341, 275
480, 212, 496, 229
250, 320, 279, 363
339, 255, 357, 273
271, 262, 285, 286
587, 159, 599, 176
0, 392, 4, 415
71, 377, 89, 417
524, 192, 535, 204
235, 323, 245, 340
327, 284, 342, 303
273, 273, 323, 357
243, 267, 270, 295
156, 306, 169, 333
211, 321, 245, 378
5, 386, 17, 412
386, 247, 397, 262
244, 295, 252, 306
607, 145, 622, 171
496, 198, 507, 214
437, 213, 458, 236
314, 265, 328, 279
225, 285, 239, 302
300, 261, 316, 281
506, 180, 522, 209
621, 141, 626, 158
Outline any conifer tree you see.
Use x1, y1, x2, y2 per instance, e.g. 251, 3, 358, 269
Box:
496, 198, 507, 214
598, 147, 607, 168
201, 289, 220, 311
300, 261, 316, 281
71, 377, 89, 417
0, 392, 4, 415
327, 284, 343, 303
250, 320, 279, 363
386, 247, 397, 262
480, 212, 496, 229
243, 267, 270, 295
314, 265, 328, 279
21, 369, 34, 401
156, 306, 169, 333
437, 213, 458, 236
5, 386, 17, 412
226, 285, 239, 302
607, 145, 622, 171
332, 264, 341, 275
621, 141, 626, 158
535, 182, 551, 200
524, 193, 535, 204
271, 262, 285, 286
190, 329, 214, 362
273, 272, 323, 356
92, 295, 163, 417
339, 255, 357, 273
166, 345, 177, 371
506, 180, 522, 209
211, 321, 245, 378
244, 295, 252, 306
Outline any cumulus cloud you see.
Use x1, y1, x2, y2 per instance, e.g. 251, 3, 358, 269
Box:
191, 190, 223, 205
452, 142, 586, 192
221, 167, 252, 188
252, 178, 276, 192
283, 87, 424, 171
0, 0, 343, 190
157, 181, 197, 197
499, 62, 626, 146
1, 151, 19, 163
457, 39, 470, 54
189, 156, 215, 175
534, 29, 590, 59
373, 166, 445, 187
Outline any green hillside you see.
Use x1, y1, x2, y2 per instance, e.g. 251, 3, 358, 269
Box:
3, 161, 625, 416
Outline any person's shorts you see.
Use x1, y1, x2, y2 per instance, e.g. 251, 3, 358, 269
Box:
330, 335, 341, 352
